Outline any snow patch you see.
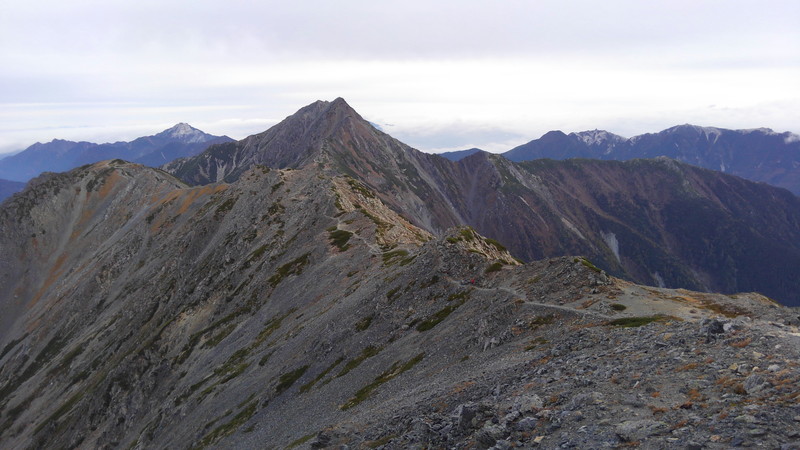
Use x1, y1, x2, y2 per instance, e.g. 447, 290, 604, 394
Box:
601, 231, 620, 263
785, 133, 800, 144
165, 123, 209, 143
652, 272, 666, 288
699, 126, 722, 142
571, 130, 625, 146
561, 218, 586, 240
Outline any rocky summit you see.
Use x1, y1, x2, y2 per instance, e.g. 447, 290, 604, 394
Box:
1, 100, 800, 449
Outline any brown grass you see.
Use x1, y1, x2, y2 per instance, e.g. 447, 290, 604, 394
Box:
676, 363, 699, 372
729, 337, 752, 348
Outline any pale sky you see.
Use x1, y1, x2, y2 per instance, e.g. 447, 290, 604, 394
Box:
1, 0, 798, 155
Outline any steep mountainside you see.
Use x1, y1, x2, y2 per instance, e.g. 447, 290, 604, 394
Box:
0, 124, 232, 182
1, 160, 799, 449
0, 178, 25, 202
167, 99, 800, 305
504, 125, 800, 195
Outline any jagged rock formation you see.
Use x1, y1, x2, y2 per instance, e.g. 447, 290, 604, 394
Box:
0, 124, 233, 182
504, 125, 800, 195
167, 99, 800, 305
1, 157, 799, 449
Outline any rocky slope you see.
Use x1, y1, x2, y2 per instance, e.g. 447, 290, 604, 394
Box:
0, 124, 232, 182
166, 99, 800, 306
1, 159, 799, 449
504, 125, 800, 195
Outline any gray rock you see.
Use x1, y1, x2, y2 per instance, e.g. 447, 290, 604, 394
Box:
743, 373, 768, 393
490, 439, 513, 450
615, 420, 669, 441
453, 403, 479, 430
516, 416, 538, 432
476, 423, 506, 446
566, 391, 603, 411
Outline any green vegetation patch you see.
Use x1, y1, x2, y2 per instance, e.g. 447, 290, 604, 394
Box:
355, 315, 373, 332
360, 209, 391, 236
33, 391, 84, 434
530, 314, 556, 326
420, 275, 440, 288
286, 433, 316, 449
0, 332, 69, 405
267, 201, 285, 216
268, 253, 311, 287
416, 296, 468, 332
245, 243, 271, 265
485, 262, 504, 273
275, 365, 309, 394
610, 303, 627, 311
386, 286, 401, 302
203, 324, 236, 349
328, 229, 353, 251
338, 345, 382, 377
195, 400, 258, 449
47, 342, 86, 377
382, 249, 415, 266
252, 309, 294, 348
299, 356, 345, 393
214, 197, 238, 219
484, 238, 506, 251
574, 256, 602, 273
605, 316, 663, 328
459, 227, 476, 241
525, 337, 550, 351
447, 290, 471, 302
214, 349, 251, 384
346, 177, 376, 198
0, 332, 28, 361
341, 353, 425, 410
382, 249, 408, 264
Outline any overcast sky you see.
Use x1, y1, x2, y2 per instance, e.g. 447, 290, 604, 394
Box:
1, 0, 798, 155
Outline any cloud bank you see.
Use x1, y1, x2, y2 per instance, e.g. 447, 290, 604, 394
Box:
1, 0, 798, 154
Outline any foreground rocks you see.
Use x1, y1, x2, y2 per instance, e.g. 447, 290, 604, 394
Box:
314, 316, 800, 449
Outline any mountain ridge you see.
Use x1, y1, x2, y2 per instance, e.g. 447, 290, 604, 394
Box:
167, 99, 800, 306
0, 124, 233, 183
504, 124, 800, 194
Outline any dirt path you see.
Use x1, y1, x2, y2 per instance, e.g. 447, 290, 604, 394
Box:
444, 276, 610, 319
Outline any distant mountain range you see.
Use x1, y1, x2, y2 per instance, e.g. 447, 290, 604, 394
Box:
0, 123, 232, 183
0, 179, 25, 202
442, 125, 800, 195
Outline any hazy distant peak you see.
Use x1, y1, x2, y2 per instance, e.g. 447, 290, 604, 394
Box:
159, 123, 212, 143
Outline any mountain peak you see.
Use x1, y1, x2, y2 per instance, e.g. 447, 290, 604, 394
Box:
158, 123, 211, 143
570, 129, 626, 146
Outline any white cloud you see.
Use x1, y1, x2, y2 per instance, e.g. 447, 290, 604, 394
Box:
0, 0, 798, 154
